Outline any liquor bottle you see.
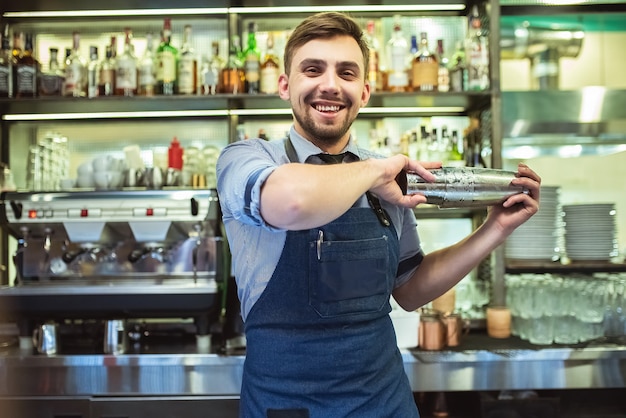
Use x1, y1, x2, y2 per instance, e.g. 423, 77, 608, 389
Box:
200, 41, 224, 95
411, 32, 438, 92
0, 28, 13, 98
38, 47, 64, 96
243, 21, 260, 94
87, 46, 99, 98
15, 33, 38, 98
177, 25, 197, 95
260, 32, 279, 94
98, 44, 116, 96
156, 18, 178, 95
386, 15, 409, 93
115, 28, 138, 96
466, 5, 490, 91
219, 35, 245, 94
11, 31, 23, 61
138, 33, 156, 96
436, 39, 450, 92
64, 31, 87, 97
403, 167, 527, 208
363, 20, 381, 92
449, 41, 467, 92
408, 35, 418, 90
447, 130, 465, 167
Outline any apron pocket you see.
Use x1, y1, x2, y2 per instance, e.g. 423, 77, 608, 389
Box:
309, 235, 390, 318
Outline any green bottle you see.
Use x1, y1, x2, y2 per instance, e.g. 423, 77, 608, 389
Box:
243, 21, 260, 94
156, 18, 178, 95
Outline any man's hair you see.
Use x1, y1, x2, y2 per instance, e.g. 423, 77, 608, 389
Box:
283, 12, 369, 77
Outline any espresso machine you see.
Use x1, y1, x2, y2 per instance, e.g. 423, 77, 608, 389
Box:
0, 189, 226, 353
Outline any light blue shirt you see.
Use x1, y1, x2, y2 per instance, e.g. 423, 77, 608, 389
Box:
216, 126, 423, 320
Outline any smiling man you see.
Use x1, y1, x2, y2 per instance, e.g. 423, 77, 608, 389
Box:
216, 11, 541, 418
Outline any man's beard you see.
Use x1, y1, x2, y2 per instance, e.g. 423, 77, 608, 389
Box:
293, 107, 354, 147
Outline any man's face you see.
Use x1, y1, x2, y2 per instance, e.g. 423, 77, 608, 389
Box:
278, 35, 371, 151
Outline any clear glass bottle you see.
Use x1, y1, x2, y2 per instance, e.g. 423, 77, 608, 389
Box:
0, 28, 13, 98
38, 47, 64, 97
449, 41, 467, 92
243, 21, 260, 94
363, 20, 381, 92
138, 33, 156, 96
156, 18, 178, 95
200, 41, 224, 95
177, 24, 197, 95
260, 32, 279, 94
219, 35, 245, 94
466, 5, 490, 91
15, 33, 38, 98
386, 16, 409, 92
411, 32, 438, 92
87, 46, 99, 98
115, 28, 138, 96
436, 39, 450, 92
64, 31, 87, 97
98, 43, 116, 96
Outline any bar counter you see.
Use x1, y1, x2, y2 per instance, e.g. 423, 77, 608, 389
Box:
1, 333, 625, 397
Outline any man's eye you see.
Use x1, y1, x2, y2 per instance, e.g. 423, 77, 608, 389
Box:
304, 67, 320, 74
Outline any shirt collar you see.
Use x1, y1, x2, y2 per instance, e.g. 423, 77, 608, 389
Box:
287, 126, 361, 163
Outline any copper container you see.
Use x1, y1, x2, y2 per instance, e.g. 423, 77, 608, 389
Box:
419, 311, 446, 350
444, 313, 468, 347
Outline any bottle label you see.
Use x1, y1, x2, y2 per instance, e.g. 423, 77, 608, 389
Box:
260, 66, 279, 94
116, 60, 137, 90
64, 63, 83, 95
0, 66, 12, 96
100, 68, 114, 85
245, 56, 260, 83
157, 51, 177, 82
438, 67, 450, 92
139, 64, 156, 87
412, 61, 438, 90
16, 66, 37, 95
177, 57, 196, 94
39, 74, 63, 96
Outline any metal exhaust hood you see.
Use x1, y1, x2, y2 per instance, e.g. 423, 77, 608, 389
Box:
501, 88, 626, 159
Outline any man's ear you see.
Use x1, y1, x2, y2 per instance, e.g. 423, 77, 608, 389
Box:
278, 73, 289, 101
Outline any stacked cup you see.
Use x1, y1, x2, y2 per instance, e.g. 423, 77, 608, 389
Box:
76, 156, 124, 190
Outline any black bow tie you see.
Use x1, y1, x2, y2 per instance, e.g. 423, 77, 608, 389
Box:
306, 151, 359, 165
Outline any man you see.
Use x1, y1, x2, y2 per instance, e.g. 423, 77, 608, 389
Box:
217, 11, 541, 418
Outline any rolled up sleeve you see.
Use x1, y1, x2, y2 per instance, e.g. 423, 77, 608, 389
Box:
217, 139, 284, 231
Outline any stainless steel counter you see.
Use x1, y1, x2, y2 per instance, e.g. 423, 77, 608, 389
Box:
1, 334, 625, 397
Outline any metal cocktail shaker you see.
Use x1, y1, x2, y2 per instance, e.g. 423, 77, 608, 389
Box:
400, 167, 528, 208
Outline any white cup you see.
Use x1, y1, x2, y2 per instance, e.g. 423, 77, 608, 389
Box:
76, 173, 95, 188
92, 155, 121, 172
77, 161, 94, 177
94, 171, 122, 190
59, 178, 76, 190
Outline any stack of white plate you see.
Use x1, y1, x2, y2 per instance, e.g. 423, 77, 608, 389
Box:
505, 186, 562, 261
563, 203, 619, 261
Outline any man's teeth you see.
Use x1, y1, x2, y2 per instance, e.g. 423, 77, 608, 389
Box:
315, 105, 340, 112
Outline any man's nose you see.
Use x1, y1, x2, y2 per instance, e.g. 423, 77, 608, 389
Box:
318, 71, 340, 92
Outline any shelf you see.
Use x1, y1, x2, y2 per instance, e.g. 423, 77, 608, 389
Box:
505, 259, 626, 274
2, 0, 469, 19
501, 1, 626, 16
0, 92, 489, 122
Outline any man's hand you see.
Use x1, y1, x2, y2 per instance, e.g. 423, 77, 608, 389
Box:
369, 155, 442, 208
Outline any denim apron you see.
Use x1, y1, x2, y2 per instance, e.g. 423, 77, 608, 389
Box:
239, 140, 419, 418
